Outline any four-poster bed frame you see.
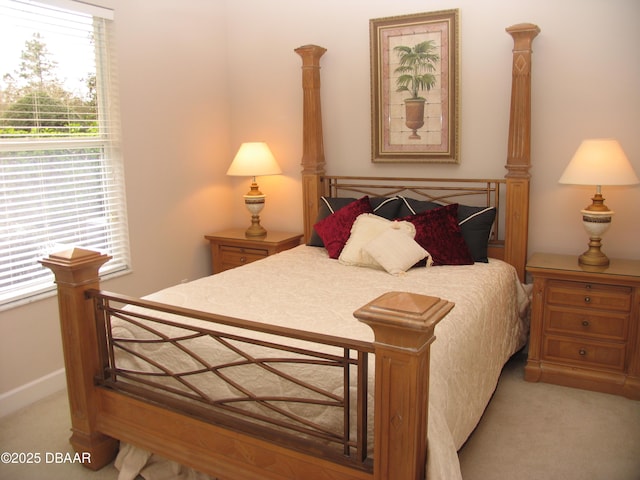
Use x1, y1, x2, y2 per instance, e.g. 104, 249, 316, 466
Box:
41, 22, 539, 480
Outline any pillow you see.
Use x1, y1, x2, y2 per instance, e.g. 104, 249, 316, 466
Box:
313, 196, 372, 258
308, 197, 357, 247
339, 214, 415, 268
457, 205, 496, 263
395, 196, 496, 263
396, 196, 442, 217
370, 196, 402, 220
363, 228, 431, 275
400, 203, 474, 266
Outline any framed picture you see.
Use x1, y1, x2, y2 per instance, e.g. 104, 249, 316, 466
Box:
370, 10, 459, 163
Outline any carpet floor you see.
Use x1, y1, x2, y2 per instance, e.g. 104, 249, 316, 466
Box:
458, 351, 640, 480
1, 351, 639, 480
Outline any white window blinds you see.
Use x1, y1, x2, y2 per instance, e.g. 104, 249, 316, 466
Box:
0, 0, 130, 308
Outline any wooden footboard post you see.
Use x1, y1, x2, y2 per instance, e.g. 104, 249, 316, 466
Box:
354, 292, 454, 480
295, 44, 327, 244
504, 23, 539, 282
40, 248, 118, 470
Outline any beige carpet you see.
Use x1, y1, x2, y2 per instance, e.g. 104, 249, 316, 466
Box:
1, 351, 639, 480
458, 351, 640, 480
0, 389, 119, 480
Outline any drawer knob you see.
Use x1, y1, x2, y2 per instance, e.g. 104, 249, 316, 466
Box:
581, 320, 590, 327
578, 348, 587, 356
240, 256, 247, 263
584, 296, 591, 303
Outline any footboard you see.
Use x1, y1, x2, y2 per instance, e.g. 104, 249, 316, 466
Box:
91, 288, 374, 470
41, 248, 453, 480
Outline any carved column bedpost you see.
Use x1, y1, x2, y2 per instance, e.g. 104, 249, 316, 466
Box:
354, 292, 454, 480
505, 23, 540, 282
295, 45, 327, 243
40, 248, 118, 470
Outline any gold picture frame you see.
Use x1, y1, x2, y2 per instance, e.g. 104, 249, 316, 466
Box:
370, 10, 459, 163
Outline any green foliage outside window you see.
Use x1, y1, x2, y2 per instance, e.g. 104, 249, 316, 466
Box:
0, 33, 98, 137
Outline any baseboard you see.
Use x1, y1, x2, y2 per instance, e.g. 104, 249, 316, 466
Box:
0, 368, 66, 418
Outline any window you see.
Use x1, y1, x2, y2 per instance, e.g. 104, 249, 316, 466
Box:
0, 0, 130, 308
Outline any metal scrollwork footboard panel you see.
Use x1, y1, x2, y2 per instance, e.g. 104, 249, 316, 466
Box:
88, 289, 374, 470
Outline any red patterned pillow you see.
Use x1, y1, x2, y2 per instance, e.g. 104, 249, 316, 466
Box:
313, 196, 373, 258
401, 203, 474, 266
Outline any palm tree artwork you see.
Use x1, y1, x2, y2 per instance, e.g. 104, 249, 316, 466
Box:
393, 40, 440, 140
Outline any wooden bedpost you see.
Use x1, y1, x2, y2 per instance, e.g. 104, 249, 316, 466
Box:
354, 292, 455, 480
504, 23, 540, 282
295, 44, 327, 244
40, 248, 118, 470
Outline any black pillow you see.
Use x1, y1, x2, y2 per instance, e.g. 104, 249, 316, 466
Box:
396, 196, 442, 217
457, 205, 496, 263
394, 196, 496, 263
370, 196, 402, 220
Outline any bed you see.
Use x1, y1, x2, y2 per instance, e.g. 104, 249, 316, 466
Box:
41, 22, 539, 480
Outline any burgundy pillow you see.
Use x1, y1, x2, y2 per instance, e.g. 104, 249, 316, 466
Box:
400, 203, 474, 266
313, 196, 373, 258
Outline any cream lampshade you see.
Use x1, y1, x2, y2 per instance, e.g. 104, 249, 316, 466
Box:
227, 142, 282, 237
559, 138, 639, 267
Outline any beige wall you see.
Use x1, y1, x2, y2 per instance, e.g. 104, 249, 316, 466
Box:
1, 0, 639, 412
0, 0, 232, 409
224, 0, 640, 260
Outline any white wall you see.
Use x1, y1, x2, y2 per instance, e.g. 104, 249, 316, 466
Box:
224, 0, 640, 261
2, 0, 639, 413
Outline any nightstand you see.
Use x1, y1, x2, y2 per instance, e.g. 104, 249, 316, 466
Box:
525, 252, 640, 399
204, 229, 303, 274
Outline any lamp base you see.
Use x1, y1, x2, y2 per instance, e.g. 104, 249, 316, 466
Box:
243, 190, 267, 237
578, 206, 613, 267
579, 239, 610, 267
245, 216, 267, 237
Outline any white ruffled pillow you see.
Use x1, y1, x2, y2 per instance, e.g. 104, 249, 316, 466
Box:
338, 213, 430, 275
364, 228, 431, 275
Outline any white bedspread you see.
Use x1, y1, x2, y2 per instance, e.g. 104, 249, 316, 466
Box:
114, 245, 529, 480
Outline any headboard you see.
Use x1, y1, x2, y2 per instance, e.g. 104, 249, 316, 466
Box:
295, 23, 540, 282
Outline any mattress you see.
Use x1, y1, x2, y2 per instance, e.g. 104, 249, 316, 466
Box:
113, 245, 530, 480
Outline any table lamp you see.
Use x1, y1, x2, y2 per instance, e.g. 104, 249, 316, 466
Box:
227, 142, 282, 237
558, 138, 639, 267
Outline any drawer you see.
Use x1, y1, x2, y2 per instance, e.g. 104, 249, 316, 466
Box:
544, 306, 629, 341
543, 335, 626, 372
546, 280, 632, 312
220, 245, 267, 267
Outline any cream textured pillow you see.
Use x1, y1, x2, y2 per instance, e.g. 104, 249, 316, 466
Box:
339, 214, 415, 268
364, 228, 431, 275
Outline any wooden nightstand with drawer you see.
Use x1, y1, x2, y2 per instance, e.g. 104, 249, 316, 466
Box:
205, 229, 303, 274
525, 252, 640, 399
